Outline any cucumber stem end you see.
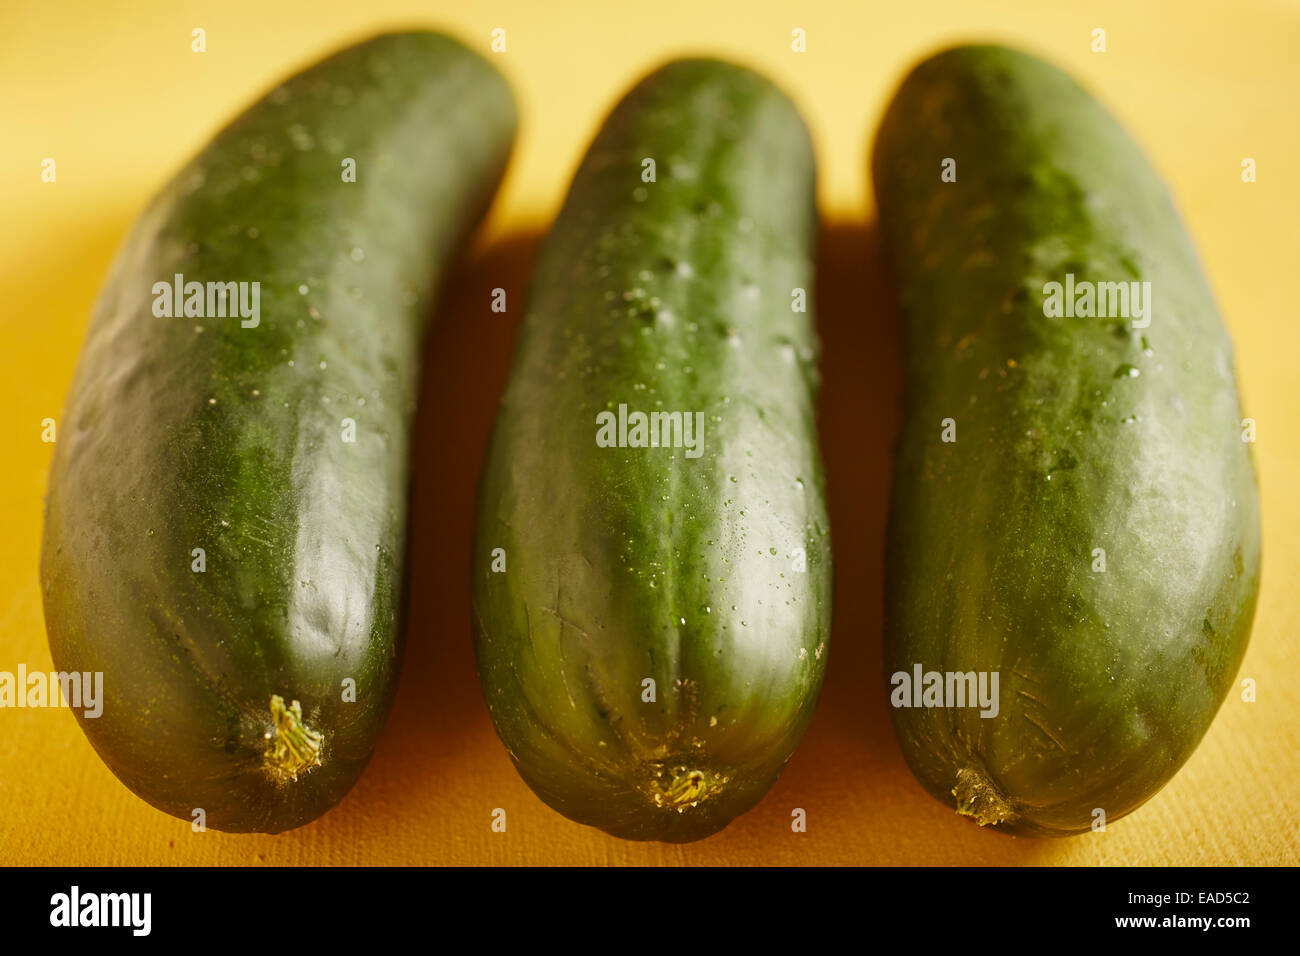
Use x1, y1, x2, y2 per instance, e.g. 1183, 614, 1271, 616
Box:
645, 765, 723, 812
953, 767, 1015, 827
264, 694, 323, 782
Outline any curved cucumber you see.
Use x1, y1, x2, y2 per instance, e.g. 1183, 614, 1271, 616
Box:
41, 32, 515, 832
873, 45, 1260, 836
472, 59, 831, 842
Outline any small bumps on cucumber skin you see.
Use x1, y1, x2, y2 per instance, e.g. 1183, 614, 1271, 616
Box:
873, 45, 1260, 836
472, 59, 831, 843
40, 32, 516, 833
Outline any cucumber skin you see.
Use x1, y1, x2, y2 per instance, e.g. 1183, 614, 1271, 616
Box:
873, 46, 1260, 836
472, 60, 831, 842
40, 32, 515, 833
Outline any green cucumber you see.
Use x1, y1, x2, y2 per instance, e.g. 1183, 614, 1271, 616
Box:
41, 31, 515, 833
873, 45, 1261, 836
472, 59, 830, 842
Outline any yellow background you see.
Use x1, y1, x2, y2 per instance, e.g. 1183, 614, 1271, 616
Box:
2, 0, 1297, 865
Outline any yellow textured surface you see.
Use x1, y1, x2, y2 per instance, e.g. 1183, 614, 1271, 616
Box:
2, 0, 1297, 866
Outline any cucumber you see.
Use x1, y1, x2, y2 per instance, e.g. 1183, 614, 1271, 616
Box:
873, 45, 1261, 836
40, 32, 516, 833
472, 59, 830, 842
